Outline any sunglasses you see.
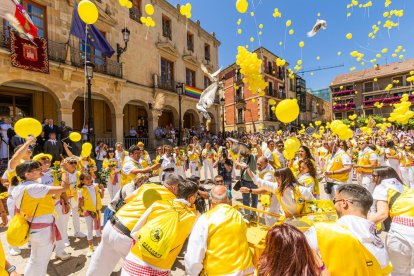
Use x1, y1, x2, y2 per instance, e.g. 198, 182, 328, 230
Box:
40, 157, 50, 161
69, 161, 78, 165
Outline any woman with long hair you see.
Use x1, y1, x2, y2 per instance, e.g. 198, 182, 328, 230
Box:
368, 166, 414, 275
11, 161, 70, 276
102, 148, 121, 200
258, 224, 329, 276
297, 158, 320, 198
290, 146, 315, 177
384, 140, 401, 177
246, 167, 314, 217
400, 142, 414, 188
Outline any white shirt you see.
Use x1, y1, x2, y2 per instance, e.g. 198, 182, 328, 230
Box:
372, 178, 404, 201
263, 147, 276, 163
258, 165, 281, 223
184, 211, 255, 276
161, 154, 176, 171
305, 215, 389, 269
95, 146, 106, 161
253, 175, 314, 216
12, 180, 53, 223
122, 159, 141, 175
359, 147, 378, 162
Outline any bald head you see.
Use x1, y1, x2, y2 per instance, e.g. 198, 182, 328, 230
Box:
210, 185, 229, 204
257, 156, 268, 171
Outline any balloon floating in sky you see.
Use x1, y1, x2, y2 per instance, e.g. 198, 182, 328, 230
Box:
275, 99, 300, 124
180, 3, 192, 19
307, 19, 327, 37
346, 33, 353, 39
145, 4, 154, 15
285, 20, 292, 27
299, 41, 305, 48
273, 8, 282, 18
78, 0, 99, 25
236, 0, 248, 13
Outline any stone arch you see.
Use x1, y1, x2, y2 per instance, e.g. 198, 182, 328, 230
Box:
0, 79, 61, 122
202, 112, 216, 133
158, 105, 179, 128
183, 108, 200, 129
123, 100, 150, 137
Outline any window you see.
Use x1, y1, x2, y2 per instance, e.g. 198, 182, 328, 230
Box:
345, 85, 353, 90
236, 86, 243, 101
6, 1, 47, 37
80, 31, 106, 65
186, 68, 196, 87
204, 76, 211, 89
268, 82, 274, 96
204, 43, 210, 61
364, 82, 374, 92
187, 32, 194, 52
269, 105, 276, 120
268, 61, 273, 74
278, 85, 286, 99
160, 58, 174, 85
333, 87, 340, 92
334, 113, 343, 119
162, 15, 172, 40
364, 96, 373, 101
278, 66, 285, 80
365, 109, 374, 116
129, 0, 142, 23
237, 109, 243, 123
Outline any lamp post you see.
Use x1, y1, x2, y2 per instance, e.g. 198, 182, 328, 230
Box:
176, 83, 184, 146
116, 27, 131, 63
85, 61, 95, 144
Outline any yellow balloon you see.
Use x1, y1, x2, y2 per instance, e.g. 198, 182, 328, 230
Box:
276, 99, 299, 123
289, 29, 294, 35
237, 29, 242, 35
286, 20, 292, 27
145, 4, 154, 15
126, 1, 132, 9
69, 132, 82, 142
269, 99, 276, 105
299, 41, 305, 48
259, 23, 264, 29
14, 118, 42, 138
81, 149, 91, 158
82, 142, 93, 152
346, 33, 353, 39
140, 16, 147, 24
78, 0, 99, 25
236, 0, 248, 13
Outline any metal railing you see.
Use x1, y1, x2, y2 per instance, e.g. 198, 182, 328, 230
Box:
96, 138, 117, 147
70, 45, 122, 78
48, 40, 66, 63
157, 75, 176, 92
124, 137, 149, 149
237, 117, 244, 124
0, 28, 10, 49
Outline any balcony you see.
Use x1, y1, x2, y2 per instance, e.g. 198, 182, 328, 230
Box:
333, 102, 356, 111
157, 75, 176, 92
235, 72, 243, 83
0, 28, 122, 78
129, 7, 142, 23
332, 89, 356, 96
70, 46, 122, 78
237, 117, 245, 124
278, 90, 286, 99
363, 95, 414, 107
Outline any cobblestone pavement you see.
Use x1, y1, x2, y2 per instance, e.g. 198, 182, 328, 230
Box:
2, 171, 382, 275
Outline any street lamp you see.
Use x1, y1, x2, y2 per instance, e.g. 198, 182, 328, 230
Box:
116, 27, 131, 62
85, 60, 95, 144
176, 83, 184, 146
220, 97, 225, 143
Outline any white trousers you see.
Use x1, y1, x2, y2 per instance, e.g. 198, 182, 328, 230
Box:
87, 222, 133, 276
189, 161, 200, 178
176, 165, 185, 178
25, 227, 54, 276
85, 215, 102, 241
203, 160, 214, 180
400, 166, 414, 189
387, 222, 414, 276
54, 203, 67, 255
107, 181, 121, 201
62, 197, 81, 238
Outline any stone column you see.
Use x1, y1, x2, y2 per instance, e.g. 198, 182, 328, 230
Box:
149, 110, 161, 148
114, 113, 124, 142
59, 108, 74, 127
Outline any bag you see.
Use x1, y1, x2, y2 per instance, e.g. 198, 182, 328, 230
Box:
7, 213, 30, 247
136, 205, 179, 259
7, 190, 39, 247
112, 186, 125, 212
233, 180, 242, 191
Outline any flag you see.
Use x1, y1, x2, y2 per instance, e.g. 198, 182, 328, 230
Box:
0, 0, 38, 40
70, 2, 114, 57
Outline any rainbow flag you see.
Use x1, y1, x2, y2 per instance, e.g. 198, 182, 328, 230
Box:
185, 85, 202, 99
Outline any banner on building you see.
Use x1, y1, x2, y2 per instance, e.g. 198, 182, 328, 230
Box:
10, 31, 49, 74
185, 85, 202, 99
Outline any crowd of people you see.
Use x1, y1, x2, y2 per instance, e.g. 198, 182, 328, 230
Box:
0, 119, 412, 275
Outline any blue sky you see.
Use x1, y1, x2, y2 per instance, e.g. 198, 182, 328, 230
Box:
168, 0, 414, 90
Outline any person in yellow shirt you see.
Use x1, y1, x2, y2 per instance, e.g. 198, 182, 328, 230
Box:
102, 148, 121, 200
369, 166, 414, 275
297, 158, 320, 198
354, 139, 378, 193
122, 180, 199, 275
400, 142, 414, 188
78, 173, 105, 257
304, 184, 391, 276
188, 144, 201, 178
263, 139, 281, 170
185, 185, 254, 275
137, 142, 151, 169
202, 143, 216, 182
87, 175, 183, 276
174, 147, 186, 178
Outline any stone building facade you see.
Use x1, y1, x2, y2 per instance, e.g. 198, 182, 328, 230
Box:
0, 0, 220, 147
